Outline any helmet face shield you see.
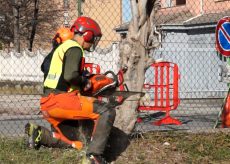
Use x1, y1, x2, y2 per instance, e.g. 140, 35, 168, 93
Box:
89, 36, 101, 52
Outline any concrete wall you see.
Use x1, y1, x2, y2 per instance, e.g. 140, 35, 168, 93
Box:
82, 0, 122, 47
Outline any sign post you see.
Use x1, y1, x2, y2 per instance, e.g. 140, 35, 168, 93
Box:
216, 16, 230, 57
215, 16, 230, 128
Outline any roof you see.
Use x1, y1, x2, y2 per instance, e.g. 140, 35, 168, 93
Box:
114, 9, 230, 32
156, 10, 194, 25
184, 10, 230, 26
114, 22, 129, 32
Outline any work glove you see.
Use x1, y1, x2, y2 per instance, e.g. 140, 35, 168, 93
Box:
82, 70, 91, 77
83, 79, 92, 92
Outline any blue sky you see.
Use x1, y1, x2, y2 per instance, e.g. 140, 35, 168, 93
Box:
122, 0, 132, 22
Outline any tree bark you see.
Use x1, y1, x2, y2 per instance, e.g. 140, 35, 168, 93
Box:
28, 0, 39, 51
13, 0, 21, 52
114, 0, 160, 134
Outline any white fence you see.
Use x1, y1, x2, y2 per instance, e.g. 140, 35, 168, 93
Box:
0, 43, 227, 98
0, 43, 120, 83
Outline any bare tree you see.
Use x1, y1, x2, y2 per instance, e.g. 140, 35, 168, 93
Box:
0, 0, 63, 52
0, 1, 14, 48
28, 0, 39, 51
0, 0, 37, 52
12, 0, 22, 52
114, 0, 161, 134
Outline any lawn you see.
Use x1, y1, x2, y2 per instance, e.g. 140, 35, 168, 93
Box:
1, 132, 230, 164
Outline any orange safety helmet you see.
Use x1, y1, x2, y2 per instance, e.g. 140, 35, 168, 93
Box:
70, 16, 102, 51
53, 27, 74, 44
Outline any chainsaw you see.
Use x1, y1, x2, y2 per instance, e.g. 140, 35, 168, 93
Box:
82, 69, 144, 103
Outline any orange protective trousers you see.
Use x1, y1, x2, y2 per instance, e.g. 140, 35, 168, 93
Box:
40, 91, 99, 121
39, 90, 116, 155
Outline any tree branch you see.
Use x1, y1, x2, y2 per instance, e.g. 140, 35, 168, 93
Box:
130, 0, 139, 33
5, 13, 14, 20
138, 0, 147, 28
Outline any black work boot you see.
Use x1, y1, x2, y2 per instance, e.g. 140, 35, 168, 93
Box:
25, 123, 42, 150
82, 154, 108, 164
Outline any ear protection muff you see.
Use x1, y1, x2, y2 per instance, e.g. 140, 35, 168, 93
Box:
53, 33, 62, 44
56, 37, 62, 44
83, 31, 94, 43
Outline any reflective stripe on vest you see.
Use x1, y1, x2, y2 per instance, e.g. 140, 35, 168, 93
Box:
44, 40, 84, 91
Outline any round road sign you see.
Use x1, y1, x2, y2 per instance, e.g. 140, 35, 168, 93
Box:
216, 16, 230, 57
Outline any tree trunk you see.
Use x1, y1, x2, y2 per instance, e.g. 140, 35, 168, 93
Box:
28, 0, 39, 51
114, 27, 148, 134
114, 0, 160, 134
13, 0, 21, 53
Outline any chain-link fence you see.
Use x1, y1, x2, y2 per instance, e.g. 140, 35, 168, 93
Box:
0, 0, 230, 137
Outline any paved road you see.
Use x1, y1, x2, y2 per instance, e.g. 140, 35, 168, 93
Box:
0, 94, 40, 116
136, 98, 223, 132
0, 95, 224, 137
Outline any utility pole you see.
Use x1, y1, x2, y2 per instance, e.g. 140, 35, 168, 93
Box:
77, 0, 82, 16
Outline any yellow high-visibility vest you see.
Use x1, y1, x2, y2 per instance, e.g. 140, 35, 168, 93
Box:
44, 40, 84, 92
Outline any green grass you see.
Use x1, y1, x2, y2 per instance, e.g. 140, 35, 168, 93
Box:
176, 133, 230, 163
0, 138, 82, 164
1, 132, 230, 164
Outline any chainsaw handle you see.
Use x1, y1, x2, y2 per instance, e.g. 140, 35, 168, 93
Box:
117, 70, 125, 87
104, 71, 118, 85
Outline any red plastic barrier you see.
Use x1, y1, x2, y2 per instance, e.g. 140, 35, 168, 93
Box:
138, 62, 181, 126
84, 63, 101, 74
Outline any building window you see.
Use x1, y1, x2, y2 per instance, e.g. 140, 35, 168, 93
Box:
176, 0, 186, 5
164, 0, 172, 8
